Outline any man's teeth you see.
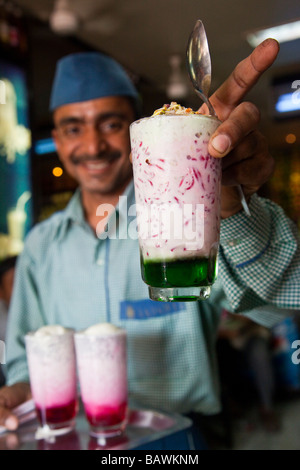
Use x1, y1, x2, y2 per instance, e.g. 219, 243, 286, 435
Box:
85, 161, 109, 170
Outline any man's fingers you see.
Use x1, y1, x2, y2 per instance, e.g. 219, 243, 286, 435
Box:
0, 383, 31, 430
211, 38, 280, 119
221, 133, 275, 187
0, 407, 18, 430
209, 101, 260, 158
220, 130, 260, 171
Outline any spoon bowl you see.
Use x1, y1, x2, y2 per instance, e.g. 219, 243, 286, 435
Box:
186, 20, 216, 117
186, 19, 251, 216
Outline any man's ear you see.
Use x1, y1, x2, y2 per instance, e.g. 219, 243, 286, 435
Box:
51, 128, 58, 145
51, 129, 61, 158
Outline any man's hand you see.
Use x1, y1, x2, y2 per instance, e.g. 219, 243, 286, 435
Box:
200, 38, 280, 218
0, 383, 31, 430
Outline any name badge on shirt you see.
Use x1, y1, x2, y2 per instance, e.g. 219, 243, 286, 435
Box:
120, 299, 185, 320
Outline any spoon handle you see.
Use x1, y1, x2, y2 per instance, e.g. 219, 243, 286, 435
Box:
236, 185, 251, 217
194, 90, 217, 117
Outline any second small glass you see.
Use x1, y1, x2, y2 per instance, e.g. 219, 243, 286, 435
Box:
74, 323, 128, 438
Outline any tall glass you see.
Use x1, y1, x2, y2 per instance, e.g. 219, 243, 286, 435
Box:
7, 208, 26, 241
130, 113, 221, 302
74, 324, 128, 438
25, 327, 78, 435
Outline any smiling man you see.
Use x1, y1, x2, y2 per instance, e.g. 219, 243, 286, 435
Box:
52, 96, 135, 232
1, 45, 300, 450
53, 98, 134, 197
50, 53, 138, 232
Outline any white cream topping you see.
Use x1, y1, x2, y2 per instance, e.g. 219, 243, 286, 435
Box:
83, 322, 124, 336
34, 325, 70, 337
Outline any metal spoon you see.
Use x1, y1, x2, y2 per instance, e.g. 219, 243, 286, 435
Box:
186, 19, 251, 216
186, 19, 216, 117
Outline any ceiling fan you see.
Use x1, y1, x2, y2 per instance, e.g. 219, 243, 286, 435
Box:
48, 0, 120, 36
49, 0, 78, 34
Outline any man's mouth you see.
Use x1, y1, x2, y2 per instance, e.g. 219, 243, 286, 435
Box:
84, 161, 111, 171
71, 151, 122, 168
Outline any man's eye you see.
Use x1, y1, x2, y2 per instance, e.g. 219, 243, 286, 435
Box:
63, 125, 83, 137
100, 119, 124, 133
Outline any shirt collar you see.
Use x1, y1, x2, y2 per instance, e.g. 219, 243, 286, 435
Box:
57, 180, 136, 240
63, 188, 85, 224
55, 188, 85, 242
116, 179, 135, 219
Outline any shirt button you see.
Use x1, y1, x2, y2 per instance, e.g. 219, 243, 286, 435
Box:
226, 238, 241, 247
96, 258, 105, 266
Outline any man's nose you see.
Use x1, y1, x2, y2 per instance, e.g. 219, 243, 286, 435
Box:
84, 126, 108, 155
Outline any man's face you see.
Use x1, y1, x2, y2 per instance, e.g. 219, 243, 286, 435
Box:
52, 96, 135, 196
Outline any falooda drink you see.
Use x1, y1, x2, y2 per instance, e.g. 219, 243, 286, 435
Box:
130, 102, 222, 301
25, 326, 78, 434
74, 323, 128, 438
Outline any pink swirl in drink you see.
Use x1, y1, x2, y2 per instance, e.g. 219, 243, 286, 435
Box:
74, 323, 128, 438
130, 102, 222, 301
25, 325, 78, 434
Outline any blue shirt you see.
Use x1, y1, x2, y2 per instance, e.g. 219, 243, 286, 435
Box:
5, 181, 300, 415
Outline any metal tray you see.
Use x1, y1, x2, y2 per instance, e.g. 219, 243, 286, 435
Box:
0, 400, 192, 450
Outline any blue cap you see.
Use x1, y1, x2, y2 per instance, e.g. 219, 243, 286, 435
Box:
49, 51, 140, 115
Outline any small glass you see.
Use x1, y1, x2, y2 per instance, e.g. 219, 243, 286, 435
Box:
25, 328, 78, 436
74, 326, 128, 438
7, 207, 26, 241
130, 113, 222, 302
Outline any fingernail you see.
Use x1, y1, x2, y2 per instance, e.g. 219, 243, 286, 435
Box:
211, 135, 231, 154
5, 416, 17, 430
